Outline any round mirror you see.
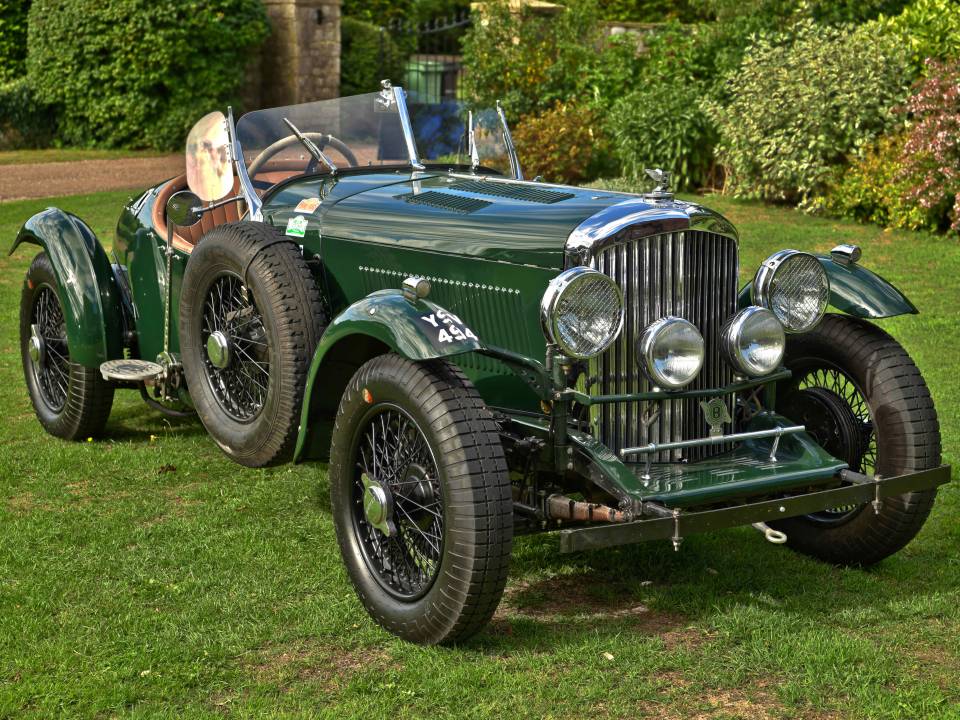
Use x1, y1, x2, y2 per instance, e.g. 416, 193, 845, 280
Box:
185, 111, 233, 202
167, 190, 203, 228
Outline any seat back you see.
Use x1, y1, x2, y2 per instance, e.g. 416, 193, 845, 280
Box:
151, 174, 244, 252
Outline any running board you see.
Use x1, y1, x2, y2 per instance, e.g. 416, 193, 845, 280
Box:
100, 359, 164, 382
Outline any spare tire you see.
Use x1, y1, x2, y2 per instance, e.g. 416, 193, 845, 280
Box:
179, 222, 325, 467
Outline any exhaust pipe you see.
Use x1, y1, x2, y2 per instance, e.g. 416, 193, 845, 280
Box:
546, 494, 627, 523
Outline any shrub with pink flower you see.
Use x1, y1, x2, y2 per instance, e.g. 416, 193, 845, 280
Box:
900, 60, 960, 233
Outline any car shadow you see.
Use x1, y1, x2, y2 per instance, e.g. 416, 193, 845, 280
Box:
461, 524, 951, 654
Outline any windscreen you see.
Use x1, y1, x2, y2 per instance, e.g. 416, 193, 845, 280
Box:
411, 102, 517, 177
236, 91, 410, 187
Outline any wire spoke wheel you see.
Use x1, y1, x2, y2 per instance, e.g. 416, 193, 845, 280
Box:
200, 272, 270, 422
786, 363, 877, 524
352, 406, 444, 600
30, 285, 70, 412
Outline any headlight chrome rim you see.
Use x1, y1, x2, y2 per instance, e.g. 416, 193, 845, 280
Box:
637, 316, 705, 390
721, 306, 786, 377
540, 266, 624, 359
752, 249, 830, 333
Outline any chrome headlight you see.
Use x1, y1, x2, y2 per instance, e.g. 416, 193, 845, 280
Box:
721, 306, 785, 377
540, 267, 624, 359
637, 317, 704, 389
752, 250, 829, 333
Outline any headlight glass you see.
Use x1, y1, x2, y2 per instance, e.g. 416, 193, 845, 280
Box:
637, 317, 704, 389
752, 250, 829, 333
721, 306, 785, 376
540, 267, 624, 359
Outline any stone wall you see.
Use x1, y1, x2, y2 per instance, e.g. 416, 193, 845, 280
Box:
244, 0, 341, 109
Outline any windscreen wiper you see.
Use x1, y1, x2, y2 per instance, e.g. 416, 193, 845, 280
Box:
283, 117, 337, 175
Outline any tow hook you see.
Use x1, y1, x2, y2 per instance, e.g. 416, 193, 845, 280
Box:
752, 522, 787, 544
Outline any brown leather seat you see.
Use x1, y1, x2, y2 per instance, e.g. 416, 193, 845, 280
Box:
151, 174, 245, 253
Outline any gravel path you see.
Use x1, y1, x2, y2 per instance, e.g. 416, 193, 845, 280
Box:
0, 154, 182, 202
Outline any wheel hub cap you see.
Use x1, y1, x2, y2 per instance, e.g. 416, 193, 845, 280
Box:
28, 324, 44, 365
361, 473, 396, 537
206, 331, 232, 369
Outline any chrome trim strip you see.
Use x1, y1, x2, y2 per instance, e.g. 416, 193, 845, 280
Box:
496, 100, 523, 180
565, 199, 738, 265
620, 425, 806, 458
227, 106, 262, 222
393, 85, 425, 171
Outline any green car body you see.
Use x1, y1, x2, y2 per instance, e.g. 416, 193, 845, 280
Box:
10, 90, 948, 560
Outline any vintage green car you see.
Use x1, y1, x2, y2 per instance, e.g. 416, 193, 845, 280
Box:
13, 85, 950, 644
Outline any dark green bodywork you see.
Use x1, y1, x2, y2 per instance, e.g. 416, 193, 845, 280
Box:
10, 208, 126, 366
738, 255, 918, 318
9, 167, 929, 514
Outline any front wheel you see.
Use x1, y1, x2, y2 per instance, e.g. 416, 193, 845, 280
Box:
773, 314, 941, 566
20, 252, 114, 439
329, 354, 513, 645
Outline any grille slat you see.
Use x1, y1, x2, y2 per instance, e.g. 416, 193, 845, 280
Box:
588, 229, 738, 463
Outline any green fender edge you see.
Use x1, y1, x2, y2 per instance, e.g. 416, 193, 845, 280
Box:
293, 289, 483, 463
10, 208, 125, 367
738, 255, 918, 319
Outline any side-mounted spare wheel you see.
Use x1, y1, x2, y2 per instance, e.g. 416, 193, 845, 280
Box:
179, 222, 326, 467
773, 314, 941, 566
20, 252, 115, 439
329, 354, 513, 645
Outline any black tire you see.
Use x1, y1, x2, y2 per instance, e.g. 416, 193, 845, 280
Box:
329, 354, 513, 645
179, 222, 325, 467
19, 252, 114, 439
772, 314, 941, 566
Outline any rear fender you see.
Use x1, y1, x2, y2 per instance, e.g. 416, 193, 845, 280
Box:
293, 289, 483, 462
10, 208, 125, 367
738, 254, 918, 319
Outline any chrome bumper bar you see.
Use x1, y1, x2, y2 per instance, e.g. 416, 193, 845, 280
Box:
557, 465, 952, 554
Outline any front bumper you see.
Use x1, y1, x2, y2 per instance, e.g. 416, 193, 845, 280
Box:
558, 465, 951, 553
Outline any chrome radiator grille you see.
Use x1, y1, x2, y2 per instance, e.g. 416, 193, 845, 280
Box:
586, 229, 739, 462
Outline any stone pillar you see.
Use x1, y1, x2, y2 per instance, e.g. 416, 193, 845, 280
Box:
251, 0, 341, 109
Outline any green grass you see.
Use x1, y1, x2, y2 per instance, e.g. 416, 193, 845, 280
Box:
0, 149, 168, 166
1, 189, 958, 719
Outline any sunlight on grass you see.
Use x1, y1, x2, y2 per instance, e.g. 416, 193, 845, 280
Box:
0, 188, 957, 718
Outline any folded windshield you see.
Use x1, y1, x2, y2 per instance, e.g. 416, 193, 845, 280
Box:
233, 88, 520, 189
411, 102, 519, 178
236, 90, 411, 187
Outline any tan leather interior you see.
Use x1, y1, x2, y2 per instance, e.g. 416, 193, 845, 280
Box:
152, 174, 244, 253
151, 163, 312, 252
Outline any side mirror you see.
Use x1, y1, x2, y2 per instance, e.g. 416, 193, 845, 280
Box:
167, 190, 203, 228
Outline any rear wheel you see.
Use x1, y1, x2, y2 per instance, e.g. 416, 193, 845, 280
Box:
329, 354, 513, 645
20, 252, 114, 439
773, 314, 941, 566
179, 222, 325, 467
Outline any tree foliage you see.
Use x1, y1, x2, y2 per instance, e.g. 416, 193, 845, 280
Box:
26, 0, 269, 150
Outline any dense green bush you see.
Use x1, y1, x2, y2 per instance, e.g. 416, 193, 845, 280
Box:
898, 60, 960, 232
511, 102, 612, 184
609, 80, 716, 191
704, 19, 912, 204
461, 0, 603, 121
819, 134, 935, 231
880, 0, 960, 73
0, 0, 29, 82
26, 0, 269, 150
0, 77, 55, 149
340, 17, 406, 96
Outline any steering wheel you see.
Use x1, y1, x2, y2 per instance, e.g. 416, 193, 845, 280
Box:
246, 132, 359, 177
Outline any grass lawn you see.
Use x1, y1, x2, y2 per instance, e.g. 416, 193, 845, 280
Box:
0, 149, 169, 166
0, 188, 958, 719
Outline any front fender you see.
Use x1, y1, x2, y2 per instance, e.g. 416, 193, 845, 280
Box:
738, 255, 918, 319
10, 208, 125, 367
293, 289, 483, 462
